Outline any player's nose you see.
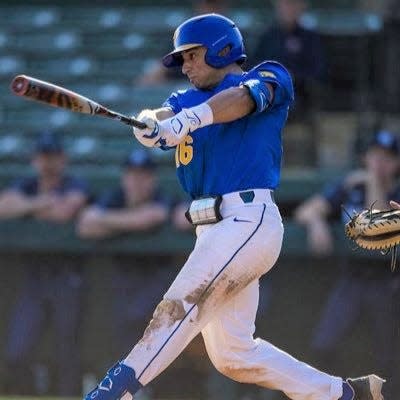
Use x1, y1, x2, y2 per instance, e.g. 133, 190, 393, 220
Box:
181, 61, 190, 75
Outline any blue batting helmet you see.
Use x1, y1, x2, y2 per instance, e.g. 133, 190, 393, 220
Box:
162, 13, 247, 69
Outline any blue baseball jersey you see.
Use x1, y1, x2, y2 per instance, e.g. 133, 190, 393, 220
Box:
163, 61, 294, 199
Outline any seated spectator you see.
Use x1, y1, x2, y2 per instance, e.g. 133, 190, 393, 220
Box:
77, 149, 171, 360
379, 0, 400, 114
294, 130, 400, 398
0, 131, 90, 396
251, 0, 326, 118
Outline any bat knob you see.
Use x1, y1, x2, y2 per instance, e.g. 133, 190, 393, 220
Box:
11, 75, 29, 96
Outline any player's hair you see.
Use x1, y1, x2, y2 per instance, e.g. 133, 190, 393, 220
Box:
162, 13, 247, 69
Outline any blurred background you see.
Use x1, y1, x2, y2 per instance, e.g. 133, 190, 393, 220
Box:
0, 0, 399, 399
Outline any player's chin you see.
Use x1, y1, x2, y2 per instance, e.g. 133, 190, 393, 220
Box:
189, 77, 206, 90
190, 80, 201, 89
192, 82, 212, 90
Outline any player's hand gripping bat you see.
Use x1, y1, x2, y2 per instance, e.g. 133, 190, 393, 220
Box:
10, 75, 147, 129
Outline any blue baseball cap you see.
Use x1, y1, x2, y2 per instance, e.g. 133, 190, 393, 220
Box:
123, 149, 155, 169
35, 131, 64, 154
368, 130, 399, 155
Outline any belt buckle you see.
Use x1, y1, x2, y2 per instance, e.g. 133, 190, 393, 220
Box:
185, 195, 223, 226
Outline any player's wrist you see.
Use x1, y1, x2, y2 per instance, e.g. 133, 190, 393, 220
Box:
185, 103, 213, 130
157, 103, 213, 147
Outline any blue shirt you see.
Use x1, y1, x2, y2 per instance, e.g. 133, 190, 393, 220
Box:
10, 175, 89, 197
96, 186, 167, 210
252, 24, 326, 83
323, 178, 400, 224
163, 61, 294, 199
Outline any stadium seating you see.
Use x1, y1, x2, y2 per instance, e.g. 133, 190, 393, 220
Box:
0, 3, 379, 224
1, 6, 395, 397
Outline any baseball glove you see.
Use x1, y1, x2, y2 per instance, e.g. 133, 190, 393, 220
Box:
345, 207, 400, 270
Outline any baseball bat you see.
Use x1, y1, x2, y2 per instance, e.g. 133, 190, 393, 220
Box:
10, 75, 147, 129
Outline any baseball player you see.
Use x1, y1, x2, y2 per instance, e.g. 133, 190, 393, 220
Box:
84, 14, 384, 400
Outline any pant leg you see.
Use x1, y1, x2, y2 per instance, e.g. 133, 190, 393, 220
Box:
202, 280, 343, 400
112, 265, 170, 357
112, 265, 147, 357
52, 266, 84, 396
311, 276, 362, 352
124, 203, 282, 385
124, 203, 342, 400
4, 270, 45, 394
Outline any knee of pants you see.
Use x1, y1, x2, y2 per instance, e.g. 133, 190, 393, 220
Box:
207, 344, 258, 384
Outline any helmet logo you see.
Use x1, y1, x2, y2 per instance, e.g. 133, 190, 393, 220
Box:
212, 34, 228, 47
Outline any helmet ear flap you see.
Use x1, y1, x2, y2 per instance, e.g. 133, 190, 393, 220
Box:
218, 45, 232, 57
205, 38, 246, 68
204, 44, 232, 68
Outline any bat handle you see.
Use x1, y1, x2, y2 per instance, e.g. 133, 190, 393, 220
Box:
102, 109, 148, 129
124, 117, 148, 130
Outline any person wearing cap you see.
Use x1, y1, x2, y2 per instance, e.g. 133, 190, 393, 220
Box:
0, 131, 90, 395
294, 130, 400, 398
77, 149, 170, 360
251, 0, 326, 119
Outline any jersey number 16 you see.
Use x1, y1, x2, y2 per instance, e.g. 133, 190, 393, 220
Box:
175, 135, 193, 167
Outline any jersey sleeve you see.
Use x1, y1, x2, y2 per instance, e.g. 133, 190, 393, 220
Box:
162, 91, 183, 114
241, 61, 294, 109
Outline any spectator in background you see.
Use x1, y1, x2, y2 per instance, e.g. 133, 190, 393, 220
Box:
252, 0, 326, 118
171, 201, 192, 231
77, 149, 170, 360
136, 0, 230, 86
379, 0, 400, 114
294, 130, 400, 398
0, 131, 90, 396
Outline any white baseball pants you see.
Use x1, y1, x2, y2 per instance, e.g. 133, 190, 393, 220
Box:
124, 189, 343, 400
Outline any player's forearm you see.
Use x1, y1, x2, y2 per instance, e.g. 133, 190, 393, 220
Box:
100, 207, 168, 232
206, 86, 256, 123
133, 85, 269, 148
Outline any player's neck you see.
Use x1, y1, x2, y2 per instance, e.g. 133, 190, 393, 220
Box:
225, 63, 243, 75
206, 64, 243, 89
